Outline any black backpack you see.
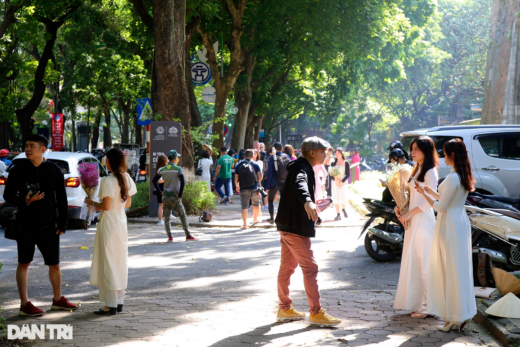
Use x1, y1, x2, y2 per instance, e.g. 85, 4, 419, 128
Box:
238, 161, 257, 188
274, 154, 290, 183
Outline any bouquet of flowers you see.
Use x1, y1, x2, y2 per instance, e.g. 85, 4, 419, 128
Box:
385, 163, 413, 229
78, 162, 99, 230
328, 165, 343, 178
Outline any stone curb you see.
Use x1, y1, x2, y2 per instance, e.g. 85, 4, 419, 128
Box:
127, 218, 364, 229
474, 300, 520, 347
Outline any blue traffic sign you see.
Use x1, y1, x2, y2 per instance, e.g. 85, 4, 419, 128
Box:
191, 62, 212, 86
137, 98, 152, 126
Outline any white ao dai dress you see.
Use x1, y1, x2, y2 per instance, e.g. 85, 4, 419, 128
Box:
394, 168, 438, 314
427, 169, 476, 323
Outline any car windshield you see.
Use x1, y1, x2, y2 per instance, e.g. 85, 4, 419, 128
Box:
7, 158, 70, 174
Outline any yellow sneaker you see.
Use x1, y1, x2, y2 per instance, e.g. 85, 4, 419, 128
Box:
276, 306, 306, 322
309, 308, 341, 326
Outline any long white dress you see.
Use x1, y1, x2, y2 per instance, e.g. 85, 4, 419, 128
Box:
90, 173, 137, 296
197, 158, 213, 192
394, 168, 438, 314
427, 169, 476, 322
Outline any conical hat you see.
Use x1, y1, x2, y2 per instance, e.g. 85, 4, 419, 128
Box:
492, 268, 520, 296
485, 293, 520, 318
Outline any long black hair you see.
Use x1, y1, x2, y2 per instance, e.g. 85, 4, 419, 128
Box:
409, 136, 438, 182
106, 148, 128, 202
443, 139, 475, 192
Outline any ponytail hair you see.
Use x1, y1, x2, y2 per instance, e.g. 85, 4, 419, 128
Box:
106, 148, 129, 202
443, 138, 475, 192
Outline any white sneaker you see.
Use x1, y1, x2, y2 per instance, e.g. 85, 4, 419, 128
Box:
170, 215, 178, 219
157, 220, 165, 226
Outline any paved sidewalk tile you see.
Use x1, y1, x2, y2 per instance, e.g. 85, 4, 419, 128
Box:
3, 291, 502, 347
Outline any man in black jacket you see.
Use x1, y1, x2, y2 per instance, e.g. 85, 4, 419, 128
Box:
275, 136, 341, 326
3, 134, 78, 316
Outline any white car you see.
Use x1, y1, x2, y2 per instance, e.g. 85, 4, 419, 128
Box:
399, 125, 520, 197
0, 152, 106, 225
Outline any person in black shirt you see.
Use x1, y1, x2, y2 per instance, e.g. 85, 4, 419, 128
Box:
275, 136, 341, 326
3, 134, 78, 316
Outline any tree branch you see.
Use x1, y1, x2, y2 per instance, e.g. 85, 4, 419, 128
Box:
131, 0, 154, 31
0, 4, 23, 38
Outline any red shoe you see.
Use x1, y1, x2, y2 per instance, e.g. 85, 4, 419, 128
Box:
19, 301, 45, 316
186, 236, 199, 241
51, 296, 78, 311
167, 237, 174, 242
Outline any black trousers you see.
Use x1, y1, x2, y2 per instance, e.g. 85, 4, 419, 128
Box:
268, 184, 284, 220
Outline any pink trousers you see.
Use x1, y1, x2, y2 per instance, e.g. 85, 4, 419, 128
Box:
277, 231, 322, 315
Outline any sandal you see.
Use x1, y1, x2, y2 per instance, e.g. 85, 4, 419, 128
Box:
411, 312, 428, 318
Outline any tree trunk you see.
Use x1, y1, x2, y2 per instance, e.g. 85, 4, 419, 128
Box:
91, 114, 101, 150
244, 104, 259, 149
254, 115, 263, 141
15, 21, 61, 146
72, 119, 77, 152
186, 18, 202, 128
104, 104, 112, 148
231, 54, 255, 150
151, 0, 192, 168
121, 101, 131, 143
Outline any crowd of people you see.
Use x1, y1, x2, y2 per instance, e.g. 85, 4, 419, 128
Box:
3, 133, 476, 331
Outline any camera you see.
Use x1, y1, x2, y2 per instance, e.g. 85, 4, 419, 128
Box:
257, 187, 268, 198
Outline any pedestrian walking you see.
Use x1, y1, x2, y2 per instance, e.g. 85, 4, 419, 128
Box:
313, 164, 328, 201
153, 150, 198, 242
259, 142, 267, 160
275, 136, 341, 326
197, 150, 213, 192
154, 154, 168, 226
265, 142, 291, 224
3, 134, 77, 316
86, 148, 137, 315
351, 148, 361, 183
416, 138, 477, 331
235, 149, 263, 230
394, 136, 438, 318
283, 144, 297, 161
214, 147, 234, 204
330, 147, 350, 220
323, 147, 334, 198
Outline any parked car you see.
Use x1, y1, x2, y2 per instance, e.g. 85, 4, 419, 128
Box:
0, 152, 107, 228
399, 125, 520, 197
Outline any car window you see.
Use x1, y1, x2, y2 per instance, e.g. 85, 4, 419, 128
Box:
91, 158, 107, 177
47, 159, 70, 174
476, 132, 520, 160
430, 136, 463, 158
399, 137, 417, 153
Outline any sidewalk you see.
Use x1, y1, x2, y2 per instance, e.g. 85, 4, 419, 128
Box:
129, 194, 365, 229
3, 291, 499, 347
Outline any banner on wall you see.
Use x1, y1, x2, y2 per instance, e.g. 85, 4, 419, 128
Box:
52, 113, 64, 151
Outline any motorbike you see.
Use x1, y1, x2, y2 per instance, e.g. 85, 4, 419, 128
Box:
360, 157, 373, 172
359, 198, 404, 262
468, 205, 520, 270
467, 191, 520, 213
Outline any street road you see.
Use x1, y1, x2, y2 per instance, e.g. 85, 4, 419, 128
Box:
0, 220, 401, 305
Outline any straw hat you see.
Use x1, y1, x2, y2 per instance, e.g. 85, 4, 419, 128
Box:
485, 293, 520, 318
492, 268, 520, 296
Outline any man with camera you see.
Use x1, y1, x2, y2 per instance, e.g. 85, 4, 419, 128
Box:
234, 149, 263, 230
3, 134, 77, 316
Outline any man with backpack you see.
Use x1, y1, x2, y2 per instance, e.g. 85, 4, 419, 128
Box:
235, 149, 263, 230
265, 142, 291, 224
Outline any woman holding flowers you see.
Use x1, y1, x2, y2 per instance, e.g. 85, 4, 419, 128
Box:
329, 147, 350, 221
86, 148, 137, 316
394, 136, 438, 318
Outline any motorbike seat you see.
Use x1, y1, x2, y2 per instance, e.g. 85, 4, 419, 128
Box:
489, 209, 520, 221
478, 193, 520, 204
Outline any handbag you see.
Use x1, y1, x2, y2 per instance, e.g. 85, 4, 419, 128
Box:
199, 211, 212, 222
195, 160, 203, 176
5, 210, 21, 241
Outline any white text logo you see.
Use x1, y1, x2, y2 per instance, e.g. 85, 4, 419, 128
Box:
8, 324, 73, 340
